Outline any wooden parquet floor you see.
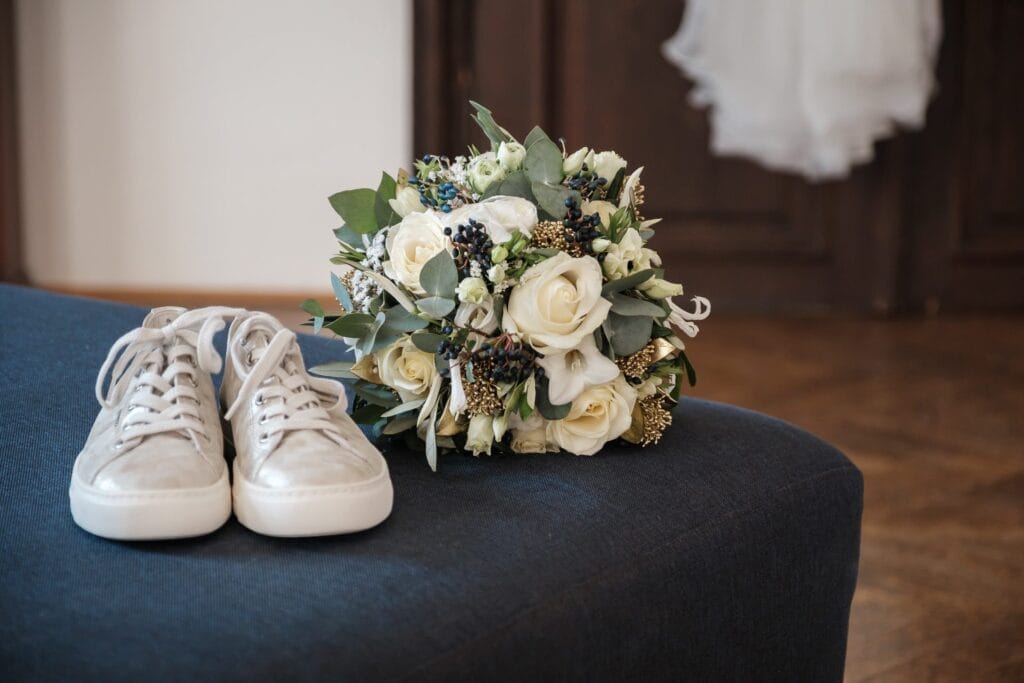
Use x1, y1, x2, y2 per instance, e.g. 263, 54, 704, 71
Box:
270, 307, 1024, 681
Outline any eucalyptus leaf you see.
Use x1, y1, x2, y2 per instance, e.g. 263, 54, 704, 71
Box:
383, 305, 428, 332
300, 298, 324, 318
532, 181, 577, 219
330, 272, 353, 311
357, 312, 386, 356
374, 172, 400, 229
382, 414, 418, 435
524, 138, 564, 185
411, 331, 446, 353
328, 188, 378, 234
351, 402, 388, 425
417, 296, 456, 319
607, 292, 668, 318
308, 361, 355, 379
324, 312, 376, 338
418, 251, 458, 299
353, 380, 400, 408
524, 125, 551, 149
604, 312, 653, 356
333, 224, 363, 247
601, 268, 660, 295
679, 349, 698, 387
483, 170, 533, 201
536, 379, 572, 420
604, 166, 627, 202
469, 101, 513, 148
381, 399, 426, 418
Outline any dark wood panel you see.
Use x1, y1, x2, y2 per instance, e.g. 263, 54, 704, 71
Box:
0, 0, 24, 283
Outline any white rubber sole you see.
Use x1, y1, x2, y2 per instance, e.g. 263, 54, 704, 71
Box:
69, 466, 232, 541
232, 461, 393, 538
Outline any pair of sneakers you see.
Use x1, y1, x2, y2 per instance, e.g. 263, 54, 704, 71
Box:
69, 306, 393, 540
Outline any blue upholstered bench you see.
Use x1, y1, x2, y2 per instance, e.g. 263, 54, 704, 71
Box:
0, 285, 862, 681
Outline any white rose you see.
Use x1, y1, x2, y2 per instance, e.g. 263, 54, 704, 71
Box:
388, 186, 425, 218
592, 150, 627, 181
502, 252, 611, 353
378, 336, 439, 402
638, 277, 683, 300
454, 297, 499, 334
467, 152, 506, 194
509, 412, 558, 454
442, 196, 538, 242
456, 276, 488, 304
466, 414, 495, 456
601, 228, 652, 280
546, 376, 637, 456
497, 141, 526, 171
384, 212, 449, 296
563, 147, 591, 176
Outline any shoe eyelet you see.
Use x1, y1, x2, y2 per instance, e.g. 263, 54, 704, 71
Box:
258, 433, 269, 444
114, 439, 125, 449
246, 352, 254, 365
258, 414, 267, 425
254, 393, 265, 406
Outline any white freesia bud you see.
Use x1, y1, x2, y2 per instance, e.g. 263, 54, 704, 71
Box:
466, 414, 495, 456
601, 228, 652, 280
563, 147, 590, 176
384, 212, 449, 296
490, 244, 509, 263
546, 376, 637, 456
378, 336, 439, 403
468, 152, 506, 194
456, 276, 488, 304
593, 151, 627, 181
638, 277, 683, 300
591, 238, 611, 253
497, 141, 527, 171
442, 196, 538, 242
388, 186, 425, 218
502, 253, 611, 353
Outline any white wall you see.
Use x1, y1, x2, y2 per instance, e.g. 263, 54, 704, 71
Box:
17, 0, 411, 291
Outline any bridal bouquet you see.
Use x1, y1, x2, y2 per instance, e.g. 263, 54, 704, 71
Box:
305, 102, 710, 469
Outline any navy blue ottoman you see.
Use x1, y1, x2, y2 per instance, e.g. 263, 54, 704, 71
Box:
0, 285, 862, 681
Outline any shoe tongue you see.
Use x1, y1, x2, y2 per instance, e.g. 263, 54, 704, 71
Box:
143, 306, 187, 328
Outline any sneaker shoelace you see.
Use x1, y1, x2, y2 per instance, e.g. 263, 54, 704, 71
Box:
223, 317, 348, 451
95, 307, 245, 452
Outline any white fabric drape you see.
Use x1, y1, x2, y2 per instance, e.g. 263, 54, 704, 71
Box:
662, 0, 942, 181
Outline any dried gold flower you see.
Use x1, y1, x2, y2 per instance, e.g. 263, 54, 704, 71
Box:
530, 220, 583, 256
621, 393, 672, 446
616, 342, 658, 379
463, 361, 502, 416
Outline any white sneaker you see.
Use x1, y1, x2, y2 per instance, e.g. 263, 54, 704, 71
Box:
70, 306, 245, 540
222, 312, 393, 537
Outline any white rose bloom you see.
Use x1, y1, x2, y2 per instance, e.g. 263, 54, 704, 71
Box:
563, 147, 591, 176
537, 335, 621, 405
466, 414, 495, 456
546, 375, 637, 456
509, 412, 559, 454
467, 151, 506, 194
388, 186, 426, 218
502, 252, 611, 353
497, 141, 527, 171
592, 150, 627, 181
454, 297, 499, 334
601, 228, 652, 280
442, 196, 538, 242
383, 212, 449, 296
456, 276, 488, 304
378, 336, 440, 403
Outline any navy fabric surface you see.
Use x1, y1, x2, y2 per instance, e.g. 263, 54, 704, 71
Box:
0, 285, 862, 682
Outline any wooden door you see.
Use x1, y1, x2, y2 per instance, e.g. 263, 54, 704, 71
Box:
414, 0, 1024, 313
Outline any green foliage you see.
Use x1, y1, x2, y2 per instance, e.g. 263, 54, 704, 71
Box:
523, 125, 551, 149
374, 172, 400, 229
416, 296, 456, 319
328, 188, 378, 234
482, 170, 533, 201
324, 312, 375, 337
604, 166, 627, 203
353, 380, 400, 407
307, 361, 355, 379
300, 298, 325, 334
381, 414, 417, 435
330, 272, 353, 311
418, 251, 458, 299
333, 224, 363, 248
411, 331, 446, 353
469, 101, 513, 148
603, 312, 653, 356
536, 378, 572, 420
601, 268, 660, 295
383, 305, 428, 332
532, 182, 577, 220
606, 292, 667, 318
524, 138, 564, 185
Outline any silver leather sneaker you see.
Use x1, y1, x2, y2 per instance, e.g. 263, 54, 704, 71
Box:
222, 312, 393, 537
69, 306, 244, 540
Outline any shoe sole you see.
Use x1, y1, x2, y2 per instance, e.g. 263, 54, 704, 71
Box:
232, 461, 393, 537
69, 466, 231, 541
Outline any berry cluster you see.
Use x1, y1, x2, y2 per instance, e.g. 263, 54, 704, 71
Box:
472, 340, 541, 384
565, 167, 607, 200
409, 155, 466, 213
445, 219, 493, 279
563, 197, 603, 259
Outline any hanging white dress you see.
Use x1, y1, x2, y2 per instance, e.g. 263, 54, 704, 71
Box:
662, 0, 942, 181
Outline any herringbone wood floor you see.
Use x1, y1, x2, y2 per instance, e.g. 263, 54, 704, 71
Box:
270, 307, 1024, 681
